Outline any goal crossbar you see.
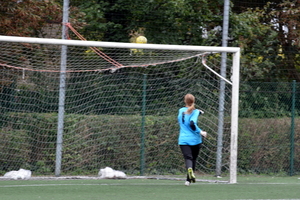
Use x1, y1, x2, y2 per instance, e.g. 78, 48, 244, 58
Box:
0, 35, 240, 53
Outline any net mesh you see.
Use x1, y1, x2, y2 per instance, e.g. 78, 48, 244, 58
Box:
0, 41, 233, 179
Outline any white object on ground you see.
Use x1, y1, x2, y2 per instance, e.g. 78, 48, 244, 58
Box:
98, 167, 127, 179
4, 168, 32, 180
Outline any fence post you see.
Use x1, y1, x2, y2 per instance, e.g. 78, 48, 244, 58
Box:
289, 80, 296, 176
140, 74, 147, 176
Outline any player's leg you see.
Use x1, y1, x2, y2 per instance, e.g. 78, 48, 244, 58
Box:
180, 145, 195, 184
180, 145, 193, 169
188, 144, 201, 183
191, 143, 202, 171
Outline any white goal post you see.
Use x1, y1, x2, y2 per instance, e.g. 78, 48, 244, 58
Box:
0, 35, 240, 184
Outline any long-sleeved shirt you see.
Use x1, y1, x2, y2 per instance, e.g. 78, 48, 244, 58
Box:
177, 107, 202, 145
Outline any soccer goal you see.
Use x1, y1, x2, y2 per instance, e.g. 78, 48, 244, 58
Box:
0, 35, 240, 183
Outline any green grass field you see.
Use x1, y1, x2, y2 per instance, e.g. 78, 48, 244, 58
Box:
0, 176, 300, 200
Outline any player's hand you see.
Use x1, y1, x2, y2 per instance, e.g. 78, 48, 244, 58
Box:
198, 109, 204, 114
200, 131, 207, 138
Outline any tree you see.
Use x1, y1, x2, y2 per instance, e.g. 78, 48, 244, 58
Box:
231, 0, 283, 13
0, 0, 62, 37
2, 0, 298, 81
229, 8, 281, 81
75, 0, 224, 45
0, 0, 85, 101
0, 0, 85, 38
265, 1, 300, 81
230, 0, 300, 81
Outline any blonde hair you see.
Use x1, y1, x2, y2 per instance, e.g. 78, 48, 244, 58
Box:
184, 94, 196, 114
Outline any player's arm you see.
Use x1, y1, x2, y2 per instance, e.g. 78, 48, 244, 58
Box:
189, 110, 201, 133
197, 109, 207, 137
190, 110, 207, 137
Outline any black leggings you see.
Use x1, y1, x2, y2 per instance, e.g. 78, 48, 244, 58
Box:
180, 144, 202, 171
180, 144, 202, 181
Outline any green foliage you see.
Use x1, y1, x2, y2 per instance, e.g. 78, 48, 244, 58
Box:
76, 0, 223, 45
239, 82, 295, 118
0, 112, 57, 173
229, 1, 300, 82
230, 9, 281, 82
266, 1, 300, 81
2, 68, 298, 119
73, 0, 298, 82
238, 118, 297, 174
1, 0, 299, 82
1, 112, 299, 176
75, 1, 109, 41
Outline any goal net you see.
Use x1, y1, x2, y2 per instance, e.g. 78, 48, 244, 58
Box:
0, 36, 240, 183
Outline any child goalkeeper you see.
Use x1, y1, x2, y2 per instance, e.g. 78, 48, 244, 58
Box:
177, 94, 207, 186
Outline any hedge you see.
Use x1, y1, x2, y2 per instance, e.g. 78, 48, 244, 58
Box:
0, 112, 299, 176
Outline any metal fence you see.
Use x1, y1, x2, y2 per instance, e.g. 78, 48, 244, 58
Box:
238, 81, 300, 175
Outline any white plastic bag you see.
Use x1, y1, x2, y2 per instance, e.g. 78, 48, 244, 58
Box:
98, 167, 126, 179
4, 168, 32, 180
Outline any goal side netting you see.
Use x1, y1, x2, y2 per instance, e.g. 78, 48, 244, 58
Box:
0, 36, 240, 183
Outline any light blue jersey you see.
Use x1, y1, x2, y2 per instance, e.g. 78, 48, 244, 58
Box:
177, 107, 202, 145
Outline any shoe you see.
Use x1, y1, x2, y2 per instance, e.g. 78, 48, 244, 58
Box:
185, 181, 191, 186
188, 168, 196, 183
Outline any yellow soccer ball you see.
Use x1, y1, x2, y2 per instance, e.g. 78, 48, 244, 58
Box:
136, 36, 147, 44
